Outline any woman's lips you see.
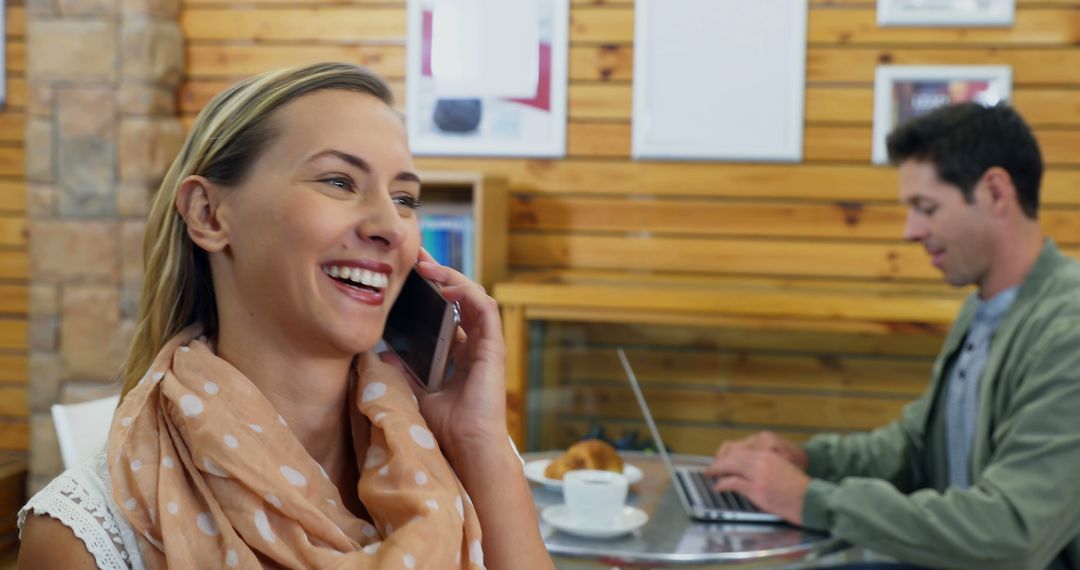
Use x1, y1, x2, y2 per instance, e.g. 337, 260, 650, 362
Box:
326, 273, 385, 306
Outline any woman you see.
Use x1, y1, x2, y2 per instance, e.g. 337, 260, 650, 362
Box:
18, 62, 553, 569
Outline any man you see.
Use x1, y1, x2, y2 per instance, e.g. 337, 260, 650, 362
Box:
707, 103, 1080, 570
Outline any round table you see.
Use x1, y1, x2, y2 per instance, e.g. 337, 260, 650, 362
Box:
525, 451, 847, 568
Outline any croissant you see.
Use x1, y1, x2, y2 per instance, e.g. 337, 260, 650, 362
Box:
544, 439, 624, 480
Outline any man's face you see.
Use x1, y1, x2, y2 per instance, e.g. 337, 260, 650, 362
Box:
898, 160, 995, 288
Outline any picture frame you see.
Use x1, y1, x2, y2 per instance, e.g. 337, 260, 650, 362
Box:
631, 0, 807, 162
405, 0, 569, 158
871, 65, 1012, 165
877, 0, 1015, 27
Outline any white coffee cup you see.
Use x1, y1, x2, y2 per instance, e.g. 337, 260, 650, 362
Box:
563, 469, 629, 527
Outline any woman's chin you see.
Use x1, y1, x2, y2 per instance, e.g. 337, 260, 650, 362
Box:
329, 330, 383, 356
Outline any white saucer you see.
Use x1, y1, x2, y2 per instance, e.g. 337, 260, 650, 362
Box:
524, 459, 644, 489
541, 504, 649, 539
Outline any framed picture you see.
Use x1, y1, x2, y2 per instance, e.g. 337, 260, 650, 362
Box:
878, 0, 1015, 27
405, 0, 568, 157
631, 0, 807, 162
872, 65, 1012, 164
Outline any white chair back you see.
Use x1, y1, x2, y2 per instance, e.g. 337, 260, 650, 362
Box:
51, 395, 121, 469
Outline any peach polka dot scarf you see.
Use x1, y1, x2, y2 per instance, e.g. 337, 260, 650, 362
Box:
107, 327, 484, 569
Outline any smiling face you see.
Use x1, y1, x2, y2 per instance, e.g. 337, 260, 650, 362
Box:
898, 159, 996, 289
211, 89, 421, 357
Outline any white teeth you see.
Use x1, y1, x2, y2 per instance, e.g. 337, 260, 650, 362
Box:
323, 266, 389, 290
359, 271, 380, 288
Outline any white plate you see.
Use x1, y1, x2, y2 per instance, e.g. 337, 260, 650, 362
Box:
524, 459, 643, 489
541, 504, 648, 539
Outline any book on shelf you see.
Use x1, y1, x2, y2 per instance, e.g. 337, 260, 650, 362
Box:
421, 214, 475, 280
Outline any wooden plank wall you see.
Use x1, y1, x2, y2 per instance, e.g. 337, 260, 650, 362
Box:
178, 0, 1080, 453
0, 0, 27, 457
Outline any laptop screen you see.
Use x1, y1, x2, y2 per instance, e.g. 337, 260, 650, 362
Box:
617, 347, 690, 487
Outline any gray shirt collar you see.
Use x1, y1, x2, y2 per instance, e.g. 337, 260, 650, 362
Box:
972, 286, 1020, 329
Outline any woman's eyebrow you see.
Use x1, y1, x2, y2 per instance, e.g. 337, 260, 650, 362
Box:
309, 149, 371, 173
308, 149, 420, 185
395, 171, 421, 185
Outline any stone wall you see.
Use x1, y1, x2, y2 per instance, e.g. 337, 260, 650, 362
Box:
25, 0, 184, 492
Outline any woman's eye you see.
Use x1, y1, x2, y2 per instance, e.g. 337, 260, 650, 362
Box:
394, 195, 421, 209
323, 177, 353, 191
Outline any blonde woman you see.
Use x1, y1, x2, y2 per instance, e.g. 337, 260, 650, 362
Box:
17, 62, 553, 569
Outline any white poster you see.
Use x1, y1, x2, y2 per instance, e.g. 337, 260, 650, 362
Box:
632, 0, 808, 162
406, 0, 568, 157
878, 0, 1015, 27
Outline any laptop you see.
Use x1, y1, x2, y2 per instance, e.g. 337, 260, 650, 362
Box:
617, 347, 781, 523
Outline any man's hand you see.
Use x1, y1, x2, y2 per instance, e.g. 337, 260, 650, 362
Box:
705, 449, 811, 525
713, 431, 808, 471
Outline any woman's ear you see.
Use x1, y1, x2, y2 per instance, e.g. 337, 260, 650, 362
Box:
176, 175, 229, 253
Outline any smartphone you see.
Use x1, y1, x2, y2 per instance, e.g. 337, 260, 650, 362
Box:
383, 268, 458, 392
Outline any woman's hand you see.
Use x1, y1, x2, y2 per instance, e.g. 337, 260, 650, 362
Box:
383, 249, 508, 466
382, 251, 554, 570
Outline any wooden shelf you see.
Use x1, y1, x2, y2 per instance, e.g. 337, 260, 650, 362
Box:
419, 171, 508, 292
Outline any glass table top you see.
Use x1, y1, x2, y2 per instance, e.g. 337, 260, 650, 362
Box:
526, 450, 846, 568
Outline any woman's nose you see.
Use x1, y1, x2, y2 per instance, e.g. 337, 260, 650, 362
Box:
357, 194, 409, 249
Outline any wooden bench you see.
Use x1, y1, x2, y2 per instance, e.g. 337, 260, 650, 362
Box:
496, 269, 968, 449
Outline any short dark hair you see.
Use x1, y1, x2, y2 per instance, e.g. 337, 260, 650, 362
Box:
886, 102, 1043, 219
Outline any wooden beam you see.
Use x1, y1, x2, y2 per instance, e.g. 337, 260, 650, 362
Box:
502, 304, 528, 449
559, 347, 931, 396
0, 217, 26, 248
495, 279, 965, 324
0, 355, 26, 383
0, 250, 27, 280
0, 284, 26, 315
568, 45, 1080, 85
807, 8, 1080, 46
0, 319, 26, 351
556, 321, 944, 357
559, 120, 1080, 165
0, 180, 25, 213
181, 7, 405, 41
187, 44, 405, 78
0, 423, 27, 451
0, 388, 26, 417
413, 159, 1080, 208
548, 419, 813, 456
561, 384, 909, 431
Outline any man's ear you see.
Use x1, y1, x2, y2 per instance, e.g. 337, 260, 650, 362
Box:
176, 175, 229, 253
982, 166, 1016, 216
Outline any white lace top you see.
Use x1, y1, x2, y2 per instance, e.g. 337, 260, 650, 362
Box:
18, 448, 145, 570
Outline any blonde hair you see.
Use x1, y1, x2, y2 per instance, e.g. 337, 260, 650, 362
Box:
119, 62, 394, 397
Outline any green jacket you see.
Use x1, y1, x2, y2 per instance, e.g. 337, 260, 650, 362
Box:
802, 239, 1080, 570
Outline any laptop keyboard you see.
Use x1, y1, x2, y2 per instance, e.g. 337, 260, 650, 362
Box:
677, 468, 762, 513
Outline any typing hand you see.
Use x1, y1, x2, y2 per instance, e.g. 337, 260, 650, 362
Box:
705, 449, 811, 525
713, 431, 808, 471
